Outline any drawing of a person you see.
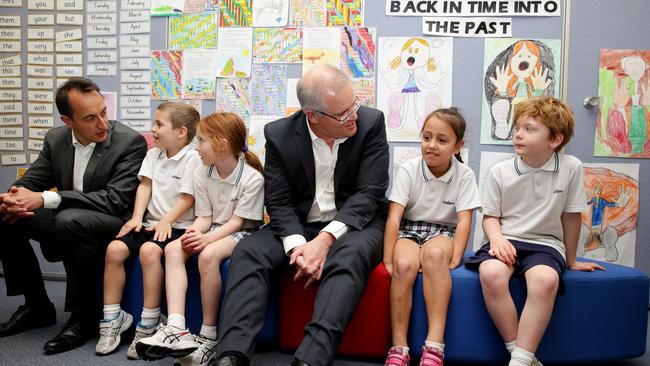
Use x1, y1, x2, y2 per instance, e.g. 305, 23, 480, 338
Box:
485, 40, 555, 140
620, 56, 648, 153
382, 38, 444, 131
584, 183, 630, 262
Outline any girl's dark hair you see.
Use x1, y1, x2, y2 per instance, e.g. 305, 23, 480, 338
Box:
422, 107, 466, 163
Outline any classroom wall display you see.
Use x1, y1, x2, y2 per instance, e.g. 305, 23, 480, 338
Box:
252, 0, 289, 27
340, 26, 375, 79
252, 27, 302, 64
326, 0, 363, 27
595, 49, 650, 158
377, 36, 453, 142
580, 163, 639, 267
150, 49, 183, 100
481, 38, 560, 145
215, 77, 251, 126
289, 0, 325, 26
151, 0, 184, 16
168, 13, 218, 49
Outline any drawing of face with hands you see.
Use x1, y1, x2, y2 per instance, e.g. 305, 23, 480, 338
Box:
484, 39, 556, 141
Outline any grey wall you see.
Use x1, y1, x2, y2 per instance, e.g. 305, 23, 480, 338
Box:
0, 0, 649, 275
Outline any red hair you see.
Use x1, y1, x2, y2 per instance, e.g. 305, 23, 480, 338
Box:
197, 112, 263, 175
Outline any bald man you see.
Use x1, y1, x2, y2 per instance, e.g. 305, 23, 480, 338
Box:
215, 65, 389, 366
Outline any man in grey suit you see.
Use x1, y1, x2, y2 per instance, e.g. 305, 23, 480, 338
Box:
0, 78, 147, 354
215, 65, 389, 366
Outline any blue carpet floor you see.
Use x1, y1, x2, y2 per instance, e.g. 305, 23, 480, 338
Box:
0, 279, 647, 365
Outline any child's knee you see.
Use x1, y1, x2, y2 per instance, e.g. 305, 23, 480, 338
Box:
527, 268, 559, 297
198, 248, 219, 272
479, 262, 511, 291
105, 240, 129, 263
421, 246, 449, 269
139, 243, 163, 265
393, 256, 419, 279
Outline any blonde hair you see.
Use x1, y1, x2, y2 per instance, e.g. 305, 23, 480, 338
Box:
156, 102, 200, 143
197, 112, 263, 174
513, 97, 574, 151
390, 37, 436, 72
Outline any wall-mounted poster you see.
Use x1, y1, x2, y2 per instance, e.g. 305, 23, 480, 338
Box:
579, 163, 639, 267
595, 49, 650, 158
481, 38, 561, 145
377, 36, 453, 142
150, 50, 183, 100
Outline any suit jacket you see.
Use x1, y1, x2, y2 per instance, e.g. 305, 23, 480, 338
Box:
14, 120, 147, 220
263, 106, 389, 238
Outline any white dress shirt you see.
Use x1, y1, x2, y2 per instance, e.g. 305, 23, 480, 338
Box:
281, 117, 351, 254
42, 132, 96, 209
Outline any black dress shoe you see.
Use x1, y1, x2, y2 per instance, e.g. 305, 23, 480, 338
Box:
0, 303, 56, 337
43, 316, 93, 354
291, 358, 312, 366
215, 355, 249, 366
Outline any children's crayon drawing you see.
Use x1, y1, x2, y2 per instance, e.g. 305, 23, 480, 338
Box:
579, 164, 639, 267
595, 49, 650, 158
377, 37, 452, 142
481, 38, 560, 144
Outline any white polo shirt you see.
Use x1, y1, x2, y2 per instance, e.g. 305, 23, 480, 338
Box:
389, 157, 481, 226
481, 152, 587, 258
138, 145, 201, 229
193, 155, 264, 230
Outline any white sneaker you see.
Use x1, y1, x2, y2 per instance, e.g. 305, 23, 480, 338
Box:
95, 310, 133, 355
135, 324, 198, 360
126, 314, 166, 360
532, 357, 544, 366
173, 334, 218, 366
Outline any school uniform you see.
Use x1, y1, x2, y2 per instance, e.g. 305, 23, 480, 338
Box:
119, 145, 202, 254
466, 152, 587, 289
389, 157, 481, 244
193, 155, 265, 242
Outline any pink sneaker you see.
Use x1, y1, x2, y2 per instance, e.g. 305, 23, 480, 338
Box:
385, 346, 410, 366
419, 345, 443, 366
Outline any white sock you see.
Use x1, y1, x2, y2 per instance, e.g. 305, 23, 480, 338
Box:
103, 304, 121, 321
509, 346, 534, 366
140, 307, 161, 327
424, 340, 445, 353
167, 313, 186, 330
505, 340, 517, 354
200, 324, 217, 340
392, 345, 409, 355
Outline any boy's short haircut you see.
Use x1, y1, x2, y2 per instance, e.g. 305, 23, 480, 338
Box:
513, 96, 574, 151
157, 102, 200, 143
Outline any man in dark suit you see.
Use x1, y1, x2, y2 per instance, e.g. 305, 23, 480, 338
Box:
0, 78, 147, 353
215, 65, 389, 366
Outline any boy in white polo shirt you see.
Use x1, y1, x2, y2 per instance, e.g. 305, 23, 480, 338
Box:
95, 102, 201, 358
466, 97, 605, 366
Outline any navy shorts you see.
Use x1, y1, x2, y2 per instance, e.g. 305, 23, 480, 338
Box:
118, 227, 185, 256
465, 240, 567, 295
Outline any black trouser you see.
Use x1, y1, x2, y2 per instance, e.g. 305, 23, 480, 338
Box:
0, 208, 122, 313
216, 217, 384, 366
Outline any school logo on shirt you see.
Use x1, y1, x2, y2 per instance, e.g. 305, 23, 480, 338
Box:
443, 200, 455, 205
230, 198, 238, 202
553, 189, 564, 194
171, 175, 181, 179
